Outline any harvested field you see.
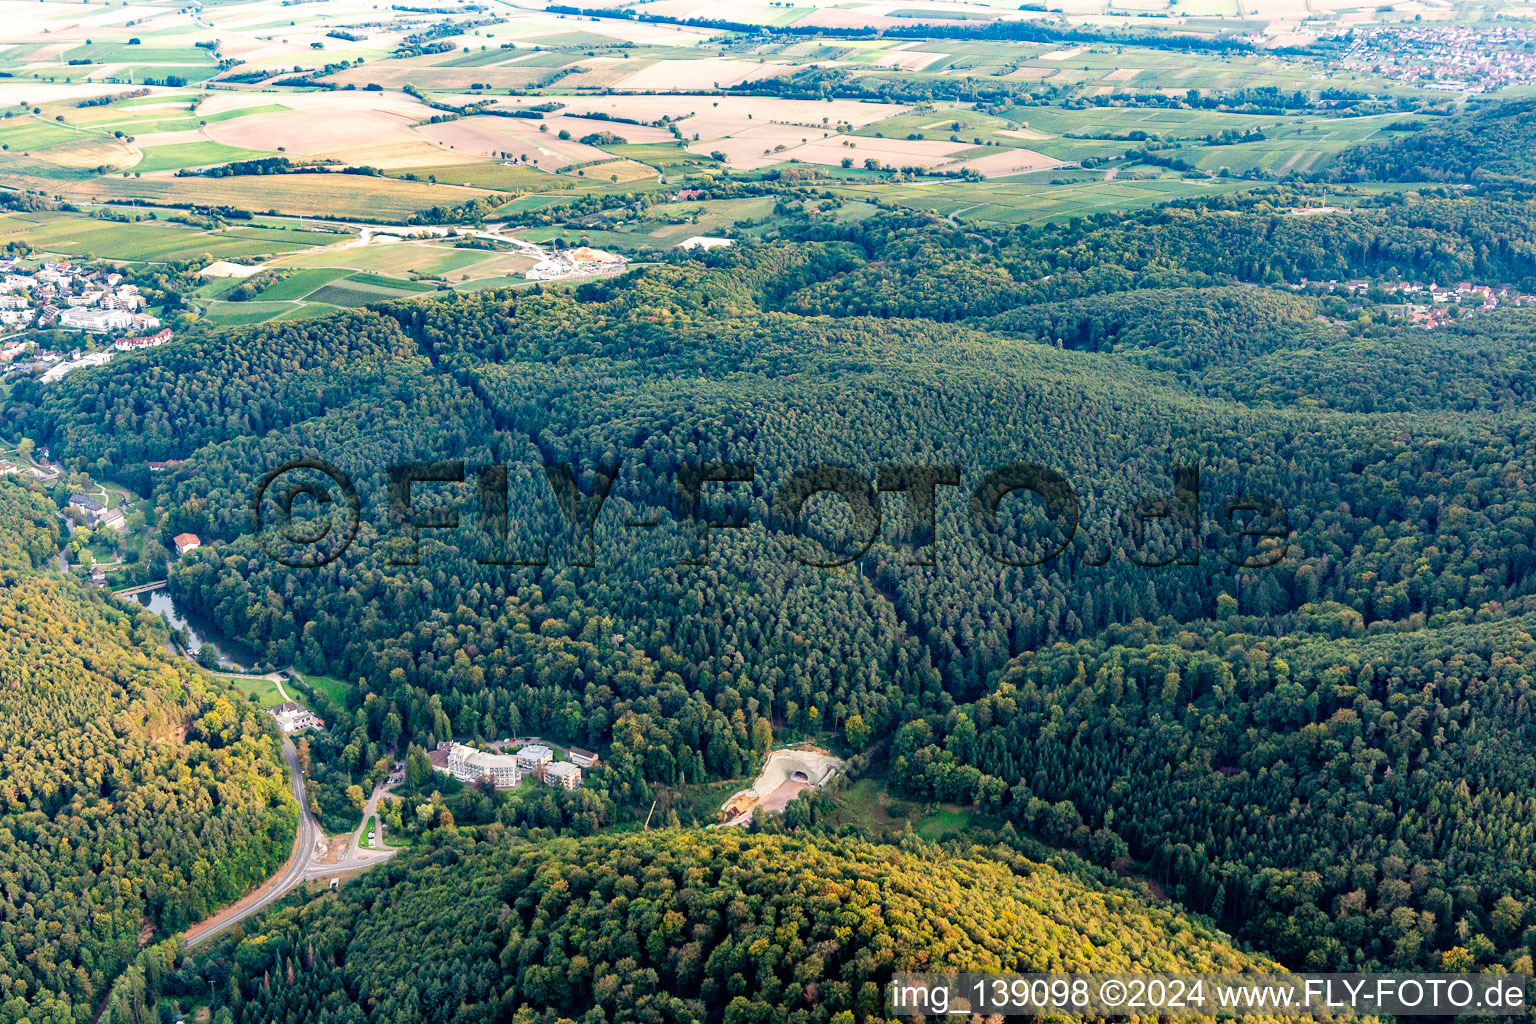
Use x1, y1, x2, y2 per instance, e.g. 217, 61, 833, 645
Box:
416, 117, 610, 168
441, 251, 537, 281
198, 261, 263, 279
538, 115, 675, 145
324, 139, 479, 171
692, 123, 841, 168
34, 135, 137, 169
0, 82, 177, 106
202, 93, 431, 157
794, 134, 969, 169
567, 159, 658, 182
56, 172, 493, 220
328, 60, 556, 91
873, 43, 949, 70
500, 94, 905, 143
615, 58, 796, 90
950, 147, 1064, 176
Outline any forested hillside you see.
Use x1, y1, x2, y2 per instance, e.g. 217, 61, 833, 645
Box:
179, 829, 1280, 1024
1326, 100, 1536, 185
894, 616, 1536, 972
9, 183, 1536, 989
0, 478, 61, 570
0, 485, 297, 1024
1, 310, 418, 488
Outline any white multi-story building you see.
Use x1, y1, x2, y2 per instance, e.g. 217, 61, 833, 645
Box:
516, 744, 553, 773
444, 742, 523, 789
58, 307, 133, 333
544, 761, 581, 790
272, 701, 325, 734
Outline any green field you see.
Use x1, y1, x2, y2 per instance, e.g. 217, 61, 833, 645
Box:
391, 161, 557, 191
48, 173, 497, 221
131, 141, 270, 174
200, 268, 444, 325
202, 300, 301, 326
0, 210, 328, 262
222, 672, 288, 709
254, 267, 353, 301
306, 281, 422, 306
0, 118, 81, 152
296, 672, 351, 708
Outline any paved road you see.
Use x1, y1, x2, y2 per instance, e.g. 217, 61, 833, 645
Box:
185, 737, 322, 948
318, 781, 401, 875
183, 735, 398, 948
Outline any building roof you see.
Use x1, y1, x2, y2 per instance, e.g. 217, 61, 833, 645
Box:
546, 761, 581, 779
449, 742, 522, 776
173, 532, 200, 548
517, 743, 553, 762
70, 494, 104, 512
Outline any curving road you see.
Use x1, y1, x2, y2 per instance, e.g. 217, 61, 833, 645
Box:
184, 737, 324, 948
184, 733, 398, 949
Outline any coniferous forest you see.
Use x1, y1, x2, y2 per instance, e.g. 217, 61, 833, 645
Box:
7, 94, 1536, 1024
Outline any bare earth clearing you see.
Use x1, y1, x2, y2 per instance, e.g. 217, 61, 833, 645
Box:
721, 747, 847, 826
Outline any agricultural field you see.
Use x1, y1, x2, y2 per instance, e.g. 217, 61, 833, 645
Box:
0, 208, 355, 261
0, 0, 1511, 304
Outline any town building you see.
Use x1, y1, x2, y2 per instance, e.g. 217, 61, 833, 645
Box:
516, 743, 553, 774
272, 701, 325, 734
567, 746, 599, 768
67, 497, 119, 528
115, 328, 173, 352
58, 307, 134, 333
544, 761, 582, 790
40, 351, 112, 384
68, 494, 124, 530
440, 742, 523, 788
173, 533, 201, 556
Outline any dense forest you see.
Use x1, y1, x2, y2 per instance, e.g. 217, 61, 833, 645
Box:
1326, 100, 1536, 186
10, 144, 1536, 1004
893, 616, 1536, 972
176, 828, 1284, 1024
0, 484, 297, 1024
